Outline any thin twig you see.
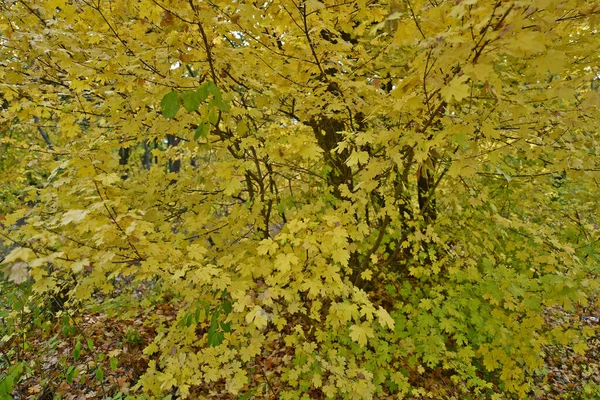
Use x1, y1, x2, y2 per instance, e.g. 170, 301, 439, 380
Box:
405, 0, 426, 39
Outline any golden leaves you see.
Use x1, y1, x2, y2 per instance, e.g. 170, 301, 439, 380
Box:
441, 75, 470, 103
59, 209, 90, 226
1, 0, 599, 398
349, 322, 375, 347
1, 260, 30, 284
274, 252, 299, 273
245, 306, 270, 329
257, 238, 278, 255
375, 307, 395, 330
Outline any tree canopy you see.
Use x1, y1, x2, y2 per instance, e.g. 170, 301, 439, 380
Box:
1, 0, 599, 398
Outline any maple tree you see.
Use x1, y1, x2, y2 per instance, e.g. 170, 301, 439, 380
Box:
1, 0, 600, 398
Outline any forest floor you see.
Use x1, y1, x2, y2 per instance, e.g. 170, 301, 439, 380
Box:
2, 290, 598, 400
2, 236, 599, 400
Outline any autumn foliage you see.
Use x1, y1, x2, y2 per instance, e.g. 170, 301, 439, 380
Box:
1, 0, 600, 398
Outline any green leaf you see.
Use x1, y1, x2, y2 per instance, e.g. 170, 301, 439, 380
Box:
211, 310, 220, 323
73, 340, 82, 360
223, 300, 232, 314
66, 365, 78, 384
95, 366, 104, 381
208, 330, 225, 347
110, 357, 118, 371
208, 107, 218, 125
160, 91, 180, 119
0, 376, 14, 396
194, 122, 210, 140
207, 323, 218, 345
177, 313, 189, 328
8, 363, 23, 379
13, 300, 24, 312
207, 314, 225, 347
206, 81, 221, 99
181, 90, 201, 112
0, 363, 24, 393
220, 321, 231, 333
216, 98, 230, 112
197, 83, 210, 101
87, 338, 94, 351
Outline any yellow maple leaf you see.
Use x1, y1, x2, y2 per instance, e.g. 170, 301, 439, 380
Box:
245, 306, 270, 329
376, 307, 395, 330
441, 75, 470, 103
274, 253, 299, 273
360, 269, 373, 281
349, 322, 375, 347
60, 209, 90, 226
256, 238, 279, 255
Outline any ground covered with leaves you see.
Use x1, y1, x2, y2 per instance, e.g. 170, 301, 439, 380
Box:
2, 277, 598, 400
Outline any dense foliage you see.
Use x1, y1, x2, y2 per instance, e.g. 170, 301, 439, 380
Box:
1, 0, 599, 398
